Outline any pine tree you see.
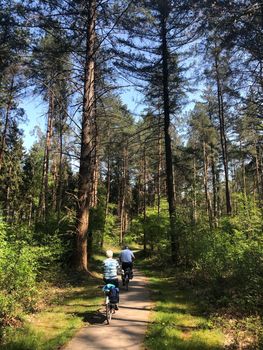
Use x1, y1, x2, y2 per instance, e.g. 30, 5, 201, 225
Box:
114, 0, 196, 263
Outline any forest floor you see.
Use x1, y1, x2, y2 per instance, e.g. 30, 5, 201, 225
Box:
1, 252, 261, 350
0, 271, 102, 350
137, 255, 262, 350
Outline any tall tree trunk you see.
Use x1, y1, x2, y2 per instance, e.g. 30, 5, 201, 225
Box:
143, 146, 147, 252
203, 141, 213, 228
5, 166, 12, 221
56, 116, 64, 220
216, 170, 221, 218
38, 90, 54, 221
51, 156, 58, 211
255, 144, 263, 204
101, 154, 111, 248
91, 111, 99, 208
240, 142, 247, 202
75, 0, 96, 271
157, 115, 162, 216
192, 151, 197, 225
44, 91, 54, 219
0, 77, 14, 172
138, 158, 143, 215
211, 148, 218, 226
160, 4, 179, 264
120, 143, 128, 244
215, 52, 232, 215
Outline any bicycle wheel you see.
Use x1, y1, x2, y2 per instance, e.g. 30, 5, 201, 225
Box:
106, 304, 114, 324
125, 275, 129, 291
106, 302, 111, 324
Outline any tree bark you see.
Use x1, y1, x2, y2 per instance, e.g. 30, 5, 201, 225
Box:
160, 4, 179, 264
38, 90, 54, 221
211, 148, 218, 226
91, 110, 99, 208
75, 0, 96, 271
0, 76, 14, 172
192, 151, 197, 225
255, 144, 263, 204
101, 154, 111, 248
143, 145, 147, 252
215, 52, 232, 215
157, 115, 162, 216
203, 141, 213, 228
56, 114, 64, 220
120, 143, 128, 244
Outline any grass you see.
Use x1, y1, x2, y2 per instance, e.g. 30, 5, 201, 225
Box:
144, 275, 225, 350
135, 250, 262, 350
0, 254, 105, 350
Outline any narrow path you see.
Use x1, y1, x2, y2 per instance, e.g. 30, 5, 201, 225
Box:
62, 270, 152, 350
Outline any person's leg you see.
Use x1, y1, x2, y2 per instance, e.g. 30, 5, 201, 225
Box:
113, 278, 119, 288
122, 262, 129, 270
126, 262, 133, 278
122, 263, 129, 285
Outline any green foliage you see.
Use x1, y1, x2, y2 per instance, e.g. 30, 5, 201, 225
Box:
131, 195, 263, 311
129, 200, 170, 255
0, 221, 38, 324
0, 262, 102, 350
0, 216, 75, 330
222, 194, 262, 237
179, 201, 262, 310
103, 205, 119, 245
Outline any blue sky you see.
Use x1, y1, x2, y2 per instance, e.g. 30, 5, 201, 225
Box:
20, 88, 144, 151
20, 96, 46, 150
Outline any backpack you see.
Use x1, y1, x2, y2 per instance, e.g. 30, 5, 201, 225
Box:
109, 287, 119, 303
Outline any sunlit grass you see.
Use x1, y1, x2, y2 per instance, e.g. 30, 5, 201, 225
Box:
1, 257, 104, 350
145, 276, 225, 350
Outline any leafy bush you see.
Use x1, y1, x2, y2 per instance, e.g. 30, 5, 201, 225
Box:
0, 222, 38, 326
180, 212, 263, 309
130, 202, 170, 251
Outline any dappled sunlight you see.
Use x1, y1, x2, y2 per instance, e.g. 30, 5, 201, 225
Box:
63, 270, 152, 349
145, 275, 225, 350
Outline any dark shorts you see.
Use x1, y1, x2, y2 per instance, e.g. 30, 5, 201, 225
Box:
122, 262, 133, 271
103, 278, 119, 288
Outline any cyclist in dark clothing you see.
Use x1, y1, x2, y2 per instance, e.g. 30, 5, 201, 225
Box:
119, 246, 135, 281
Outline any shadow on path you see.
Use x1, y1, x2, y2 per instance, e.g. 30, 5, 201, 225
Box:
62, 269, 152, 350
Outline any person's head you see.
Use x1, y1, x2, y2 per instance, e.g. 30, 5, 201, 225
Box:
124, 245, 129, 250
106, 250, 113, 258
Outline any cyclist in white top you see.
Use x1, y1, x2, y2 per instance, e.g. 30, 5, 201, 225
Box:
119, 246, 135, 279
103, 250, 119, 288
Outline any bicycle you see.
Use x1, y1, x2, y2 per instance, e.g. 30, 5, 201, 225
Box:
122, 267, 132, 291
103, 285, 119, 324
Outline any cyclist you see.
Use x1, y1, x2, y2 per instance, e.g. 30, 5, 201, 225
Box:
103, 250, 120, 310
119, 246, 135, 282
103, 250, 120, 288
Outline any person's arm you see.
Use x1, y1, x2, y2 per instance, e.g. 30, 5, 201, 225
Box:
131, 251, 135, 260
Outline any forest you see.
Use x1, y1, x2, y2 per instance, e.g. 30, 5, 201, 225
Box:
0, 0, 262, 349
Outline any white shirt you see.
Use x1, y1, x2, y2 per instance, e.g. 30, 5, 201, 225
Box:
119, 249, 135, 263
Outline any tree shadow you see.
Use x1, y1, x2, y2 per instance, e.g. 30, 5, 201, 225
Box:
71, 310, 106, 324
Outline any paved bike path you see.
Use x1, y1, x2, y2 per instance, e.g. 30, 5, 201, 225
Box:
62, 270, 152, 350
